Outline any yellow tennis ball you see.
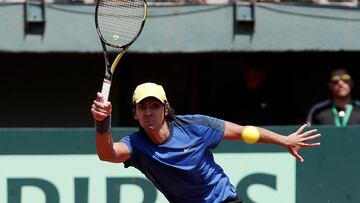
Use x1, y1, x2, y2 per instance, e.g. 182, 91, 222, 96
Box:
242, 126, 260, 144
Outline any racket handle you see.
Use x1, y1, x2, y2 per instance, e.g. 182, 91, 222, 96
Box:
101, 79, 111, 102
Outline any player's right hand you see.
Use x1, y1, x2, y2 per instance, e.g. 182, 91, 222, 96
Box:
91, 92, 112, 121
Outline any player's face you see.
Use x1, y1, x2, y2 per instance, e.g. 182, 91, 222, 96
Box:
134, 97, 166, 132
328, 69, 353, 99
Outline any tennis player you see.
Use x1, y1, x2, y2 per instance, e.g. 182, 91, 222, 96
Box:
91, 82, 321, 203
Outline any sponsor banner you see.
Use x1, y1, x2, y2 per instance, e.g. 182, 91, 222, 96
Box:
1, 153, 294, 203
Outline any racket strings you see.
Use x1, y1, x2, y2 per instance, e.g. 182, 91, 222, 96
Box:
97, 0, 144, 47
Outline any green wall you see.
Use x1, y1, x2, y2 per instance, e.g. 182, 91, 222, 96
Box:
2, 3, 360, 53
0, 126, 359, 202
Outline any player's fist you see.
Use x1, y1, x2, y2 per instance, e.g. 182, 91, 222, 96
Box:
91, 92, 112, 121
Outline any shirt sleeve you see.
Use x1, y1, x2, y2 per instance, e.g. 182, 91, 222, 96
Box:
120, 135, 134, 168
192, 114, 225, 149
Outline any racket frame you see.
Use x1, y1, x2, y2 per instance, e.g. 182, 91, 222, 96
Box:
95, 0, 147, 101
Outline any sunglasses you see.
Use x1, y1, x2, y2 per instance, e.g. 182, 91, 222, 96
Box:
331, 74, 351, 82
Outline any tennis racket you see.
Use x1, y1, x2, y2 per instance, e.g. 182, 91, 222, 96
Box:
95, 0, 147, 102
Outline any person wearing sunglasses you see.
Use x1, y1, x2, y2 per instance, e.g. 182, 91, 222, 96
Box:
307, 68, 360, 127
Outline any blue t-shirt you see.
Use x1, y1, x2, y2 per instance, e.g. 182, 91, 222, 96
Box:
120, 114, 237, 203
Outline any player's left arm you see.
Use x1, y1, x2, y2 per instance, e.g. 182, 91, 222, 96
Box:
223, 121, 321, 162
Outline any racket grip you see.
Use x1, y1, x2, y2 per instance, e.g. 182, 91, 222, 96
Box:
101, 79, 111, 102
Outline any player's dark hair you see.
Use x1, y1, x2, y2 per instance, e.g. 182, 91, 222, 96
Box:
164, 101, 175, 121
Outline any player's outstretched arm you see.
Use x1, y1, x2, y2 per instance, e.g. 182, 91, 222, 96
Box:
223, 122, 321, 162
91, 92, 130, 163
285, 124, 321, 162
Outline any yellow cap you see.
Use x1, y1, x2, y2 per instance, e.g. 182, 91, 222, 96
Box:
132, 82, 167, 104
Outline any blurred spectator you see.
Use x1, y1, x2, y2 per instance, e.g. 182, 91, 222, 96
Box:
306, 68, 360, 127
186, 0, 207, 3
216, 64, 290, 126
203, 0, 229, 4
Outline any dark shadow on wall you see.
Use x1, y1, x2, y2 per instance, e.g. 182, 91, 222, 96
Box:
0, 52, 359, 127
